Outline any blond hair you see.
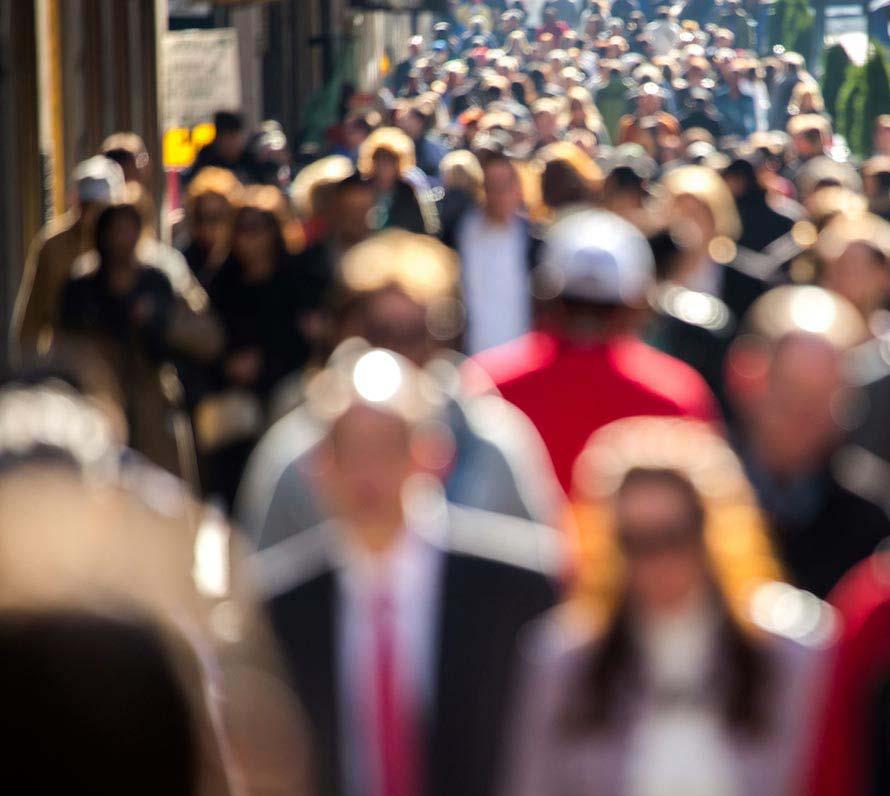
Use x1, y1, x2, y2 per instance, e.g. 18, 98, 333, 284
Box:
568, 416, 783, 626
440, 150, 484, 202
357, 127, 416, 178
340, 229, 460, 307
661, 165, 743, 241
184, 167, 243, 216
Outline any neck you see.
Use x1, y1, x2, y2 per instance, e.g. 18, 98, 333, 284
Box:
243, 255, 275, 282
103, 258, 138, 292
348, 512, 407, 556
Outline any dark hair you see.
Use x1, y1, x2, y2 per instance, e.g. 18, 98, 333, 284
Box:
0, 610, 198, 795
94, 203, 143, 262
542, 158, 595, 208
334, 172, 374, 198
562, 468, 773, 738
214, 110, 244, 134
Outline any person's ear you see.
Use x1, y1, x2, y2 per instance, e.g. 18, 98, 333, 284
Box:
410, 420, 457, 480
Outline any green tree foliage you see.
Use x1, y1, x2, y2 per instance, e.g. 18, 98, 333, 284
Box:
821, 43, 851, 120
770, 0, 815, 57
835, 43, 890, 156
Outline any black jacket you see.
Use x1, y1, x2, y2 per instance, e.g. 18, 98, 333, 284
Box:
264, 507, 560, 796
743, 457, 890, 599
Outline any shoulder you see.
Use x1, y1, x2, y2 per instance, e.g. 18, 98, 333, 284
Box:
251, 521, 336, 601
470, 332, 558, 393
443, 503, 565, 578
751, 581, 838, 661
613, 338, 717, 406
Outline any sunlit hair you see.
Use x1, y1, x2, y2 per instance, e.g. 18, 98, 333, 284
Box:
739, 284, 867, 350
817, 211, 890, 266
562, 86, 605, 134
788, 80, 825, 115
505, 29, 533, 57
288, 155, 354, 218
358, 126, 417, 177
805, 186, 869, 230
440, 149, 484, 202
184, 167, 243, 217
232, 184, 296, 254
661, 165, 743, 241
568, 416, 783, 627
786, 113, 832, 140
340, 228, 461, 308
537, 141, 603, 210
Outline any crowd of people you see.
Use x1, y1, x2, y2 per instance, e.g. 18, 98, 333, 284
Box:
6, 0, 890, 793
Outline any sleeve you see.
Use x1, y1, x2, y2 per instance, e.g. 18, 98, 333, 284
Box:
497, 626, 568, 796
11, 232, 53, 361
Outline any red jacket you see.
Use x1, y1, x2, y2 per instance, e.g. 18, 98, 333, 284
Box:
472, 331, 721, 492
808, 555, 890, 796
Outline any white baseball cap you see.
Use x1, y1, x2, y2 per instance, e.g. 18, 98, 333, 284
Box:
71, 156, 126, 205
536, 209, 654, 307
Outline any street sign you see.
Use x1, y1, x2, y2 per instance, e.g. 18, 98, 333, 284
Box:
161, 28, 242, 130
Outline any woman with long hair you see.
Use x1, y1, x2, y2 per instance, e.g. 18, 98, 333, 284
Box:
357, 126, 438, 235
202, 186, 325, 504
501, 417, 827, 796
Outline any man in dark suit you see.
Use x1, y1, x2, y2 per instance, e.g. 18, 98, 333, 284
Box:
257, 345, 561, 796
726, 286, 890, 598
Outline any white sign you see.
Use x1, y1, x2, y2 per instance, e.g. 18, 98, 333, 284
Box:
162, 28, 241, 129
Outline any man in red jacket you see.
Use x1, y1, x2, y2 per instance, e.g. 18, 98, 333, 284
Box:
808, 549, 890, 795
472, 208, 720, 492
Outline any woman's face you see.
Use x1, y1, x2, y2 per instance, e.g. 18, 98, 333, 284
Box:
372, 150, 400, 191
232, 208, 277, 265
192, 193, 230, 251
616, 478, 706, 617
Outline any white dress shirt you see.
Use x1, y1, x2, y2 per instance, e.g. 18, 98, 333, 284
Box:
458, 209, 532, 355
626, 602, 738, 796
334, 525, 444, 796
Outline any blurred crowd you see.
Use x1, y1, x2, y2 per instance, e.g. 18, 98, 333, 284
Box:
6, 0, 890, 794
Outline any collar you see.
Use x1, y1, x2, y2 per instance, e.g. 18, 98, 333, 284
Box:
332, 475, 449, 594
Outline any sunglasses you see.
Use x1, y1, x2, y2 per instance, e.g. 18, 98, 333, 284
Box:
617, 524, 698, 560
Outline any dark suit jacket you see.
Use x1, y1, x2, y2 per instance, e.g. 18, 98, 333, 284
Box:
263, 508, 560, 796
719, 259, 769, 324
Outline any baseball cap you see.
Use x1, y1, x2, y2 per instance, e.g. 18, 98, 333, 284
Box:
535, 209, 655, 307
601, 143, 658, 181
72, 156, 126, 204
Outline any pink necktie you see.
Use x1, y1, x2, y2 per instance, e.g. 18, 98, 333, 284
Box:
372, 592, 419, 796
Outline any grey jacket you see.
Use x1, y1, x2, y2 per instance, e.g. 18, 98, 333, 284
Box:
235, 389, 565, 551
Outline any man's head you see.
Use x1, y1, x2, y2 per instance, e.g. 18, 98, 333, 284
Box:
482, 152, 523, 224
407, 35, 423, 58
534, 208, 655, 337
532, 98, 561, 142
71, 156, 126, 216
308, 346, 450, 550
212, 110, 247, 163
726, 286, 868, 477
328, 174, 376, 248
635, 82, 664, 116
185, 166, 243, 254
816, 212, 890, 322
100, 132, 150, 186
396, 103, 429, 141
338, 229, 463, 364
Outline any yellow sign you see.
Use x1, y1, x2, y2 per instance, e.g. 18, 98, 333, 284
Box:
163, 123, 216, 169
